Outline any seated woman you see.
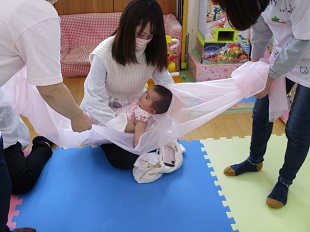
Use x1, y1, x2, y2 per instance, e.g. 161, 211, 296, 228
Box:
80, 0, 174, 170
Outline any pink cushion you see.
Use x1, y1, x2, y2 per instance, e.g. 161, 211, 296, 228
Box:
60, 31, 70, 58
60, 13, 182, 78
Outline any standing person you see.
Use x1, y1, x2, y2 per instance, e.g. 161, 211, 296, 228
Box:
217, 0, 310, 208
0, 0, 92, 231
81, 0, 174, 170
113, 85, 172, 147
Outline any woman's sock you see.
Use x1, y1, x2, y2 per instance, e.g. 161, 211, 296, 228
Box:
224, 159, 263, 176
266, 181, 289, 208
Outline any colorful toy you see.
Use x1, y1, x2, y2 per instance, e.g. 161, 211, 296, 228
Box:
196, 0, 250, 64
167, 46, 176, 72
147, 36, 181, 88
202, 41, 250, 64
166, 35, 180, 76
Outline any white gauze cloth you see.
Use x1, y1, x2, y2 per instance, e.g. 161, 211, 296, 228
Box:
0, 60, 288, 154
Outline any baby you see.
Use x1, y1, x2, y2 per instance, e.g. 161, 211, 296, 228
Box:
114, 85, 172, 146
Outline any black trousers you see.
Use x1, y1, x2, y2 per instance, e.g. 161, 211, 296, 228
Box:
0, 136, 11, 232
100, 143, 139, 170
4, 138, 52, 195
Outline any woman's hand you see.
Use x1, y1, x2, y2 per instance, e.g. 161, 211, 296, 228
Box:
71, 112, 92, 132
251, 59, 274, 99
254, 75, 274, 99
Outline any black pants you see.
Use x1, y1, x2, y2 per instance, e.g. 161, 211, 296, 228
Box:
4, 138, 52, 195
0, 136, 11, 232
100, 144, 139, 170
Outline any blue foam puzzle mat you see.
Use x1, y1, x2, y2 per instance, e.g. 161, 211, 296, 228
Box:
13, 141, 236, 232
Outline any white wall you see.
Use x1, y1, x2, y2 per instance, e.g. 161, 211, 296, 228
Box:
186, 0, 200, 51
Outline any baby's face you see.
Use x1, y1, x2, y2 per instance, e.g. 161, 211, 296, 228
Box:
139, 87, 160, 114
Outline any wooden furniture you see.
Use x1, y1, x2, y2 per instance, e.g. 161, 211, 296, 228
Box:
53, 0, 182, 77
54, 0, 176, 15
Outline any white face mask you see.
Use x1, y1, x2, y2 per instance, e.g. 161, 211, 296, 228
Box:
46, 0, 58, 5
136, 38, 152, 51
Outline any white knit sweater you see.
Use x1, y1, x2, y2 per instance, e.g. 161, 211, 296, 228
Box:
91, 36, 155, 100
81, 36, 173, 126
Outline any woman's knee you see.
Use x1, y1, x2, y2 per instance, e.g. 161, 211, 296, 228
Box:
100, 144, 138, 170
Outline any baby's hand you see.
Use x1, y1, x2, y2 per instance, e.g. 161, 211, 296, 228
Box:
124, 116, 135, 133
133, 120, 146, 147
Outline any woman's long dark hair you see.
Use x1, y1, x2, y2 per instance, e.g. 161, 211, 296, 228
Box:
217, 0, 271, 31
112, 0, 167, 71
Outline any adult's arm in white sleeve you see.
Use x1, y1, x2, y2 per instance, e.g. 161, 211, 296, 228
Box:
250, 16, 273, 60
269, 37, 310, 79
16, 19, 92, 132
80, 55, 115, 126
152, 68, 174, 85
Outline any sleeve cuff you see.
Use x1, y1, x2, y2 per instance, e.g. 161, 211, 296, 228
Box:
268, 67, 281, 79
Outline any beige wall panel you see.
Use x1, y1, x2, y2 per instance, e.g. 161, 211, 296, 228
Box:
54, 0, 114, 15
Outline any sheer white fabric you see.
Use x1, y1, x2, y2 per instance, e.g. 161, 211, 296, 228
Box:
1, 60, 288, 154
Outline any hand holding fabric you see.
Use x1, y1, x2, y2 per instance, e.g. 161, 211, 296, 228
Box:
254, 75, 274, 99
71, 112, 92, 132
